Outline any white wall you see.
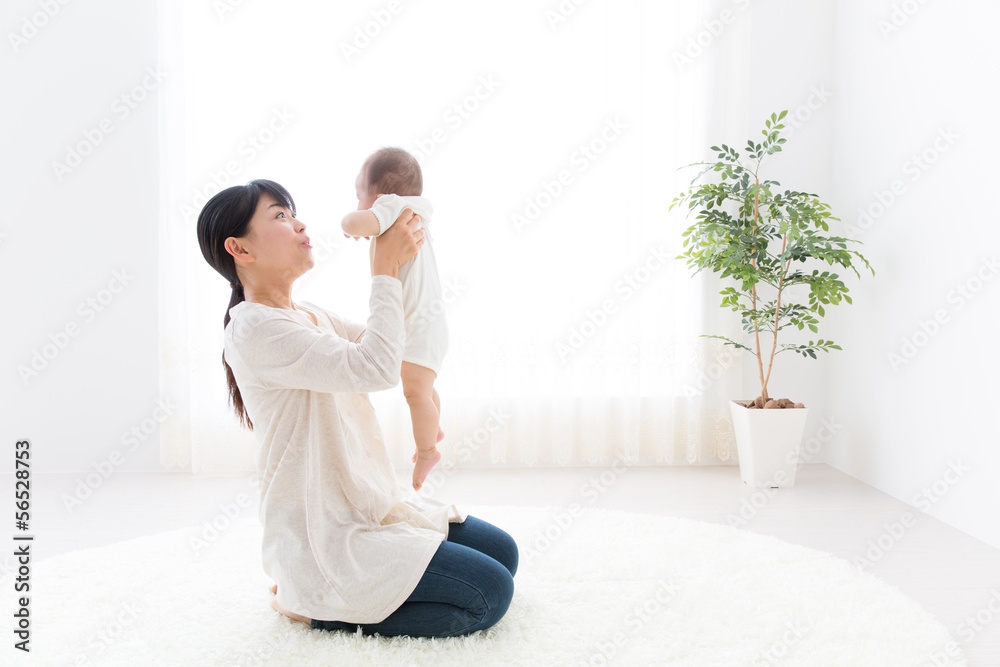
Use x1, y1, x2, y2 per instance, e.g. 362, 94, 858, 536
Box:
740, 0, 999, 549
0, 1, 163, 472
822, 0, 1000, 549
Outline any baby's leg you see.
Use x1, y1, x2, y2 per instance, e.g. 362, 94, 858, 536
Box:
432, 386, 443, 443
413, 387, 444, 463
401, 361, 442, 491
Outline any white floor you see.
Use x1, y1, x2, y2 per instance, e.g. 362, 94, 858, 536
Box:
11, 464, 1000, 665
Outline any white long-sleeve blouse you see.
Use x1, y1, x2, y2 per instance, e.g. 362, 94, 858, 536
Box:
223, 274, 466, 623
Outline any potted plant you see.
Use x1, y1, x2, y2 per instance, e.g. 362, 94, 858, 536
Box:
670, 110, 873, 488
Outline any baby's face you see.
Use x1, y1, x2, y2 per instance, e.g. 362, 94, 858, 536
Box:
354, 170, 379, 210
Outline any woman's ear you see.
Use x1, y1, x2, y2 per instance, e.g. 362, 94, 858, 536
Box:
225, 237, 253, 262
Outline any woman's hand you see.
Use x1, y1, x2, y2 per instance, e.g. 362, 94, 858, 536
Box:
373, 208, 424, 279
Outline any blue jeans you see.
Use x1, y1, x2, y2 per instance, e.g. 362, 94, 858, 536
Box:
310, 515, 518, 638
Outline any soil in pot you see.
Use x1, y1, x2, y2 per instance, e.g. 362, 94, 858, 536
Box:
735, 397, 806, 409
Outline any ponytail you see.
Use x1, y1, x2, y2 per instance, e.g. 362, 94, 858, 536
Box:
196, 178, 296, 432
223, 283, 253, 430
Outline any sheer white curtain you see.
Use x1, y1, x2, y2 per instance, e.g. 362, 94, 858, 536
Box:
158, 0, 752, 473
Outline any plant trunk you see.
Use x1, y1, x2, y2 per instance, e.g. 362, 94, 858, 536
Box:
752, 180, 767, 403
761, 248, 792, 403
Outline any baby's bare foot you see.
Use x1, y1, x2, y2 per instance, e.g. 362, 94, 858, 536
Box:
412, 447, 442, 491
269, 584, 310, 624
412, 430, 443, 462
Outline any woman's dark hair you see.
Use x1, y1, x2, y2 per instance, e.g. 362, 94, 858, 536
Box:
196, 179, 296, 431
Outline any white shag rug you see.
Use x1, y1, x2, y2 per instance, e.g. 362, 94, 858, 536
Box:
4, 504, 967, 667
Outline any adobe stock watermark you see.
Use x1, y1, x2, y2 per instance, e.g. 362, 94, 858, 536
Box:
52, 65, 167, 182
555, 246, 669, 364
844, 126, 959, 237
340, 0, 408, 63
191, 447, 300, 557
523, 454, 630, 567
411, 75, 500, 162
408, 276, 468, 338
74, 599, 143, 666
294, 230, 347, 287
887, 255, 997, 372
727, 416, 843, 527
510, 116, 628, 233
878, 0, 931, 39
188, 492, 255, 555
61, 399, 178, 512
235, 632, 290, 667
18, 268, 135, 386
230, 293, 275, 345
748, 618, 810, 667
213, 0, 250, 20
782, 84, 833, 139
922, 640, 966, 667
179, 106, 295, 225
544, 0, 592, 30
956, 589, 1000, 647
189, 440, 276, 559
853, 460, 968, 570
417, 406, 509, 495
575, 579, 680, 666
672, 0, 751, 72
8, 0, 73, 53
291, 231, 349, 288
682, 343, 744, 397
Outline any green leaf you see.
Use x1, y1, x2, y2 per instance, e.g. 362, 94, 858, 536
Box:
669, 111, 873, 366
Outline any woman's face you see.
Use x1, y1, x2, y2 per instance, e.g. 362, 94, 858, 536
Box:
227, 192, 313, 286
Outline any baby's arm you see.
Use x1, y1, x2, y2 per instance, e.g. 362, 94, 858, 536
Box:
341, 210, 381, 238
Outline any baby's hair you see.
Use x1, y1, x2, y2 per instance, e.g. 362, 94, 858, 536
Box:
362, 146, 423, 197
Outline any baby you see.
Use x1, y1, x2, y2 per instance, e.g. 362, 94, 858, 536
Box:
341, 147, 448, 492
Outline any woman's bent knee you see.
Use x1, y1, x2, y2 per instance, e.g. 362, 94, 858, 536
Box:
501, 531, 519, 578
451, 516, 520, 578
487, 523, 519, 578
470, 560, 514, 633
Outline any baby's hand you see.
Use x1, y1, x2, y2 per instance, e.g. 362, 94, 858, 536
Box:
343, 232, 371, 241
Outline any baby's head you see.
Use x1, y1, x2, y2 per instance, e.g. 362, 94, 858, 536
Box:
355, 147, 422, 210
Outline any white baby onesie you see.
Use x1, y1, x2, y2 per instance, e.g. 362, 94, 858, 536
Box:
369, 194, 449, 375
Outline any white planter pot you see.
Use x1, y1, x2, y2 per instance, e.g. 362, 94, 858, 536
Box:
729, 400, 809, 488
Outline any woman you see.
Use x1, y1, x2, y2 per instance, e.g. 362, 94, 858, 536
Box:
196, 179, 517, 637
